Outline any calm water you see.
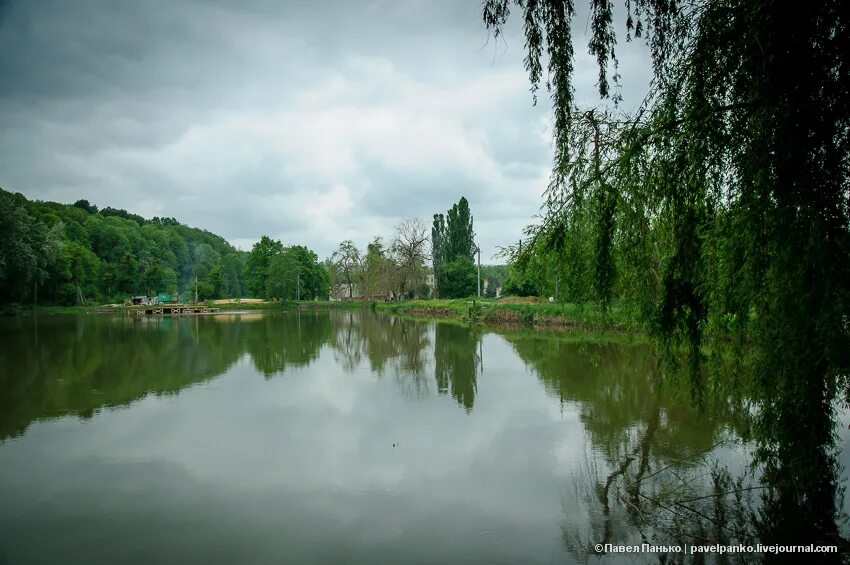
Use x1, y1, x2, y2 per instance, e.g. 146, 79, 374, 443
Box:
1, 310, 848, 564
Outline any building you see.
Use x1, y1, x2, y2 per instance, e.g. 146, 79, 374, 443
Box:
330, 283, 362, 301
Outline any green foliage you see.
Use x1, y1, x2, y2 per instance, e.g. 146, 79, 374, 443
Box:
331, 240, 363, 299
0, 188, 247, 305
431, 213, 447, 283
243, 236, 283, 298
480, 264, 507, 297
362, 237, 395, 297
434, 323, 481, 412
72, 199, 98, 215
266, 251, 298, 300
327, 221, 429, 300
241, 237, 328, 301
437, 257, 477, 299
0, 191, 64, 304
266, 245, 329, 301
432, 197, 476, 297
445, 197, 475, 262
501, 266, 537, 297
485, 0, 850, 547
55, 240, 100, 305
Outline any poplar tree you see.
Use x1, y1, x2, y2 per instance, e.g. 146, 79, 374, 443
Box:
432, 197, 477, 297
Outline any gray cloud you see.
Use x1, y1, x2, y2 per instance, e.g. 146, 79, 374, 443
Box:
0, 0, 650, 259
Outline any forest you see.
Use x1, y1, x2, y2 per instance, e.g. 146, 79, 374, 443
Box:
0, 188, 248, 306
0, 188, 507, 307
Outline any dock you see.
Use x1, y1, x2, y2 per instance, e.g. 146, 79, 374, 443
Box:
128, 304, 221, 316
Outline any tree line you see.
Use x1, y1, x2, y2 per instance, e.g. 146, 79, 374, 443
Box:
324, 218, 432, 300
0, 189, 248, 305
242, 235, 329, 301
322, 197, 487, 300
1, 189, 502, 306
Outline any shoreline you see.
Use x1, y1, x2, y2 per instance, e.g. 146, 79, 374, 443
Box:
11, 298, 639, 335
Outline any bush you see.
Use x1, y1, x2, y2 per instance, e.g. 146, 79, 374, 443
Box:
437, 257, 477, 298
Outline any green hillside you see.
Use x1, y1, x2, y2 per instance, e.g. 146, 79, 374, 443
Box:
0, 188, 247, 306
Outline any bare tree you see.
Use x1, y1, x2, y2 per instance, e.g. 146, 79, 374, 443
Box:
331, 240, 363, 299
392, 218, 430, 299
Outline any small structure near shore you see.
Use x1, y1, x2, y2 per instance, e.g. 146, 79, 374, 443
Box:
128, 303, 220, 316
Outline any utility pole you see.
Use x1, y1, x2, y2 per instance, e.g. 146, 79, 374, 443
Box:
296, 273, 300, 301
476, 245, 481, 298
194, 275, 198, 304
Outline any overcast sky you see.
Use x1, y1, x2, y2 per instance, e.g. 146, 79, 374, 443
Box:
0, 0, 650, 260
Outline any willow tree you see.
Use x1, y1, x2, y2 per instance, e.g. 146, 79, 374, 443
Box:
484, 0, 849, 550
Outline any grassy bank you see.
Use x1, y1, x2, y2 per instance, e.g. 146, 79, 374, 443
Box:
16, 297, 638, 333
373, 298, 639, 332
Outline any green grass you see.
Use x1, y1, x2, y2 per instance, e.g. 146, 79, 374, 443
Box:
17, 297, 640, 334
373, 298, 639, 332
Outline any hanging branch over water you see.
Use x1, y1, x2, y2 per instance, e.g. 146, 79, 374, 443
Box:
485, 0, 850, 551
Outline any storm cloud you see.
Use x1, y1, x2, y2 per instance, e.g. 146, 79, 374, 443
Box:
0, 0, 650, 259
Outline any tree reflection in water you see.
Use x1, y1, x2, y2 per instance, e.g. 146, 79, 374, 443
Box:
433, 323, 482, 413
508, 332, 848, 563
3, 311, 846, 562
329, 311, 432, 400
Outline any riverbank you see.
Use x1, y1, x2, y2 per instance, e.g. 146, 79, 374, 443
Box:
14, 297, 639, 333
372, 298, 638, 332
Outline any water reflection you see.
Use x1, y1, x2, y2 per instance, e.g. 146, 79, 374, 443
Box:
0, 311, 847, 563
244, 311, 332, 376
0, 311, 477, 440
434, 323, 481, 413
0, 314, 244, 439
507, 331, 849, 562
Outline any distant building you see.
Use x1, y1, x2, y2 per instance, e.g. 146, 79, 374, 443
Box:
483, 277, 502, 298
130, 296, 157, 306
330, 283, 362, 301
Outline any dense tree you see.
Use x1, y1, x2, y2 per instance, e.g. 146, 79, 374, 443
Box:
72, 199, 98, 215
243, 236, 283, 298
484, 0, 850, 550
56, 240, 100, 305
0, 188, 248, 305
295, 246, 330, 300
431, 214, 447, 297
437, 257, 477, 299
239, 238, 329, 301
142, 258, 165, 296
0, 191, 63, 304
266, 250, 300, 300
444, 197, 475, 263
218, 254, 245, 298
501, 261, 538, 298
432, 197, 476, 297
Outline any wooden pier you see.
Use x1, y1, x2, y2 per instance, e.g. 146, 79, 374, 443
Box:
128, 304, 221, 316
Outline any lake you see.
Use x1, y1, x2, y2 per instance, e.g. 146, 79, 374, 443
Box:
1, 310, 848, 564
